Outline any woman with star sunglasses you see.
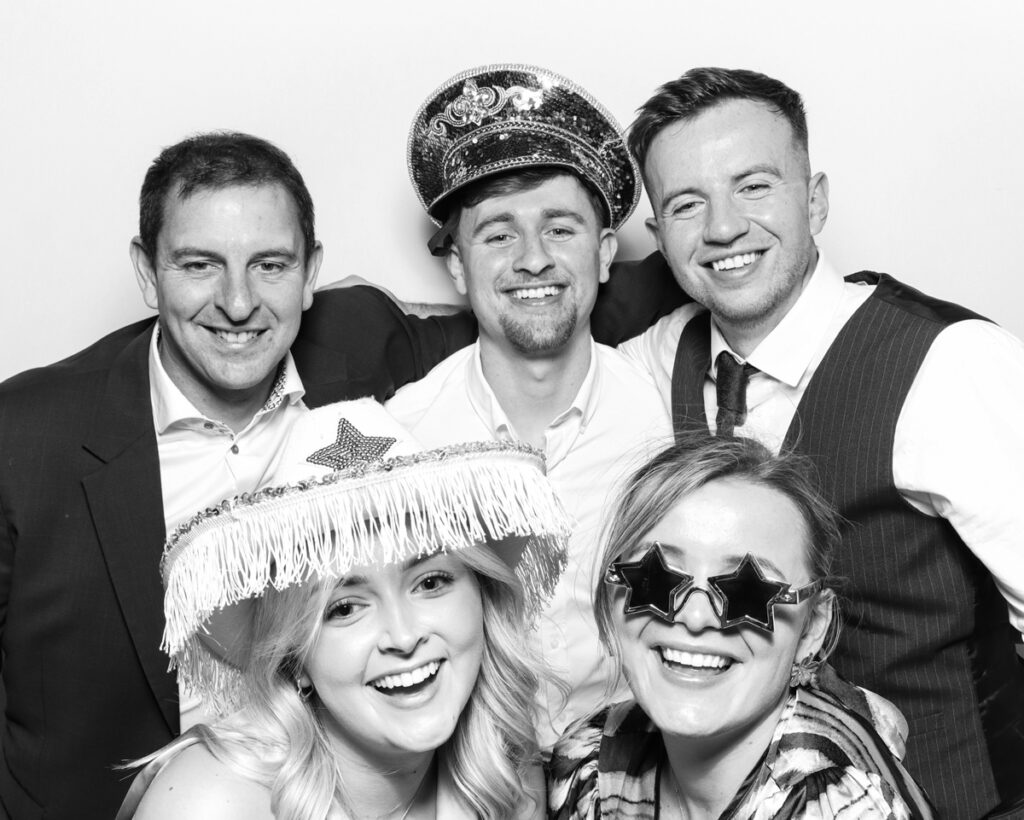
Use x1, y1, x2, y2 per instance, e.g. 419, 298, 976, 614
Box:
548, 433, 934, 819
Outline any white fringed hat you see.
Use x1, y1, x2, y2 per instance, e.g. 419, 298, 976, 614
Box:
160, 398, 570, 710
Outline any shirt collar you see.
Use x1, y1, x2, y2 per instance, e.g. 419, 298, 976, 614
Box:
148, 324, 306, 434
710, 252, 845, 387
465, 340, 601, 440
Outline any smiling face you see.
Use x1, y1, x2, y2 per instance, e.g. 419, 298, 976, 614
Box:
643, 99, 828, 353
611, 477, 831, 753
302, 552, 485, 767
447, 173, 616, 358
131, 182, 322, 422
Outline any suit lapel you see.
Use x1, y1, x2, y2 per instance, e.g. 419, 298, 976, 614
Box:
82, 325, 178, 734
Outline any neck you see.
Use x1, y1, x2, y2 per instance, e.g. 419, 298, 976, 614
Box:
660, 703, 784, 820
334, 748, 436, 819
158, 351, 278, 435
477, 331, 592, 449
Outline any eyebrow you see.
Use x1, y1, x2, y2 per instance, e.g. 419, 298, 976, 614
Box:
168, 247, 225, 263
469, 208, 589, 239
658, 164, 783, 212
167, 247, 299, 263
332, 553, 439, 589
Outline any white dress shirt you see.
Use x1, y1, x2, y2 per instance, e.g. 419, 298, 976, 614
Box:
386, 341, 673, 745
619, 254, 1024, 639
147, 327, 309, 730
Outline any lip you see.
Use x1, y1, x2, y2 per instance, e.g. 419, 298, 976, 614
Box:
204, 327, 268, 344
366, 659, 445, 705
701, 249, 767, 273
501, 281, 568, 301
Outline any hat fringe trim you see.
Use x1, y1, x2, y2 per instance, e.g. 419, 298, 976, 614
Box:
163, 450, 570, 709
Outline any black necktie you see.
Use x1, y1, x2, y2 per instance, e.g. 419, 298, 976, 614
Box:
715, 351, 757, 436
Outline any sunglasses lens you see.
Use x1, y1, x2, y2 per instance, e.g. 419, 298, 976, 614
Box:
710, 556, 786, 632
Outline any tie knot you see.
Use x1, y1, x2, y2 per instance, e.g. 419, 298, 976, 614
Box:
715, 351, 757, 435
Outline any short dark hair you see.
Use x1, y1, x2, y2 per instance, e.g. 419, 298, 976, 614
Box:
432, 167, 608, 256
628, 67, 809, 175
138, 131, 316, 261
595, 431, 842, 664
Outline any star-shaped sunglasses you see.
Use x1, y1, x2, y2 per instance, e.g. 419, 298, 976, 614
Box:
604, 543, 822, 633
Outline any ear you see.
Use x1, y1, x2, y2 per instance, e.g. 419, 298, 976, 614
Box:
301, 241, 324, 311
597, 228, 617, 284
807, 172, 829, 237
796, 589, 835, 661
644, 216, 666, 258
445, 244, 468, 297
130, 236, 160, 311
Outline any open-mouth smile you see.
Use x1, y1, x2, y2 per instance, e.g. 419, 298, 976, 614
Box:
369, 660, 442, 694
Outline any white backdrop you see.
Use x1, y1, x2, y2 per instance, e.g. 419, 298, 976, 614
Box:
2, 0, 1022, 381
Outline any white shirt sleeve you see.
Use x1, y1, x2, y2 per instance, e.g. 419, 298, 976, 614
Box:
893, 319, 1024, 637
616, 304, 703, 416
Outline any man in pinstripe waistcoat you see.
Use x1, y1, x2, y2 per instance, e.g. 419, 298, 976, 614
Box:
610, 67, 1024, 819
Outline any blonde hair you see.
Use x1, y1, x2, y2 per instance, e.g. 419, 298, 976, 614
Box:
134, 545, 543, 819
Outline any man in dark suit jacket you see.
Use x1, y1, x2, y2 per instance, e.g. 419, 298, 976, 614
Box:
0, 132, 477, 819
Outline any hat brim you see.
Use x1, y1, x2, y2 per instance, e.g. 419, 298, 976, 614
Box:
162, 441, 570, 711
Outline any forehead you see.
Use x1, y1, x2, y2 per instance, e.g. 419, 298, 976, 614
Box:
644, 478, 810, 577
157, 182, 303, 250
643, 99, 806, 191
458, 173, 602, 230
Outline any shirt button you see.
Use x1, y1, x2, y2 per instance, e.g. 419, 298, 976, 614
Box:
230, 444, 239, 454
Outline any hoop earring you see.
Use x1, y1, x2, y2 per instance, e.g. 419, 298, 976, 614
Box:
789, 655, 821, 689
295, 677, 314, 701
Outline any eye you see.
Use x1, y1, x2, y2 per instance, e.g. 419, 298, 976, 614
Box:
667, 199, 703, 219
183, 260, 217, 273
254, 261, 286, 274
415, 571, 454, 595
738, 181, 772, 198
325, 598, 365, 622
485, 232, 514, 246
546, 226, 576, 239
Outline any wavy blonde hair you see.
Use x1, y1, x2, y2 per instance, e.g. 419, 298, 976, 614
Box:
135, 545, 544, 819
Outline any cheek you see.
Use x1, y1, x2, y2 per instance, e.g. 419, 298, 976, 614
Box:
449, 589, 485, 657
305, 627, 373, 690
612, 616, 649, 679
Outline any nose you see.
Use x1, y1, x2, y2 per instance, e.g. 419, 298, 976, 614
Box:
377, 601, 426, 655
703, 195, 749, 246
672, 586, 721, 633
218, 267, 259, 322
513, 231, 555, 276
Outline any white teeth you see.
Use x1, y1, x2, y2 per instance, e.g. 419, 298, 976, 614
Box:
215, 330, 260, 343
510, 285, 561, 300
711, 252, 761, 272
371, 660, 440, 691
660, 648, 730, 669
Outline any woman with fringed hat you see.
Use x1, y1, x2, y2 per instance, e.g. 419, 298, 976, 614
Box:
117, 398, 571, 819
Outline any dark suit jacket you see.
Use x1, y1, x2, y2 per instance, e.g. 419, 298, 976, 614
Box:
0, 287, 476, 820
0, 256, 682, 819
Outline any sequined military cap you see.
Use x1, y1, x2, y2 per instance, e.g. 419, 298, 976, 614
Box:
408, 64, 640, 231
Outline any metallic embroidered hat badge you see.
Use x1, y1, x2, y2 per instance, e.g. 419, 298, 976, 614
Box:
407, 63, 640, 231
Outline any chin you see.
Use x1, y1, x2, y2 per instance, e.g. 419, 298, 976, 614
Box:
387, 718, 461, 754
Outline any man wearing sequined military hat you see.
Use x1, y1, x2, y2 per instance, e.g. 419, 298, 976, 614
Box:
388, 64, 672, 747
